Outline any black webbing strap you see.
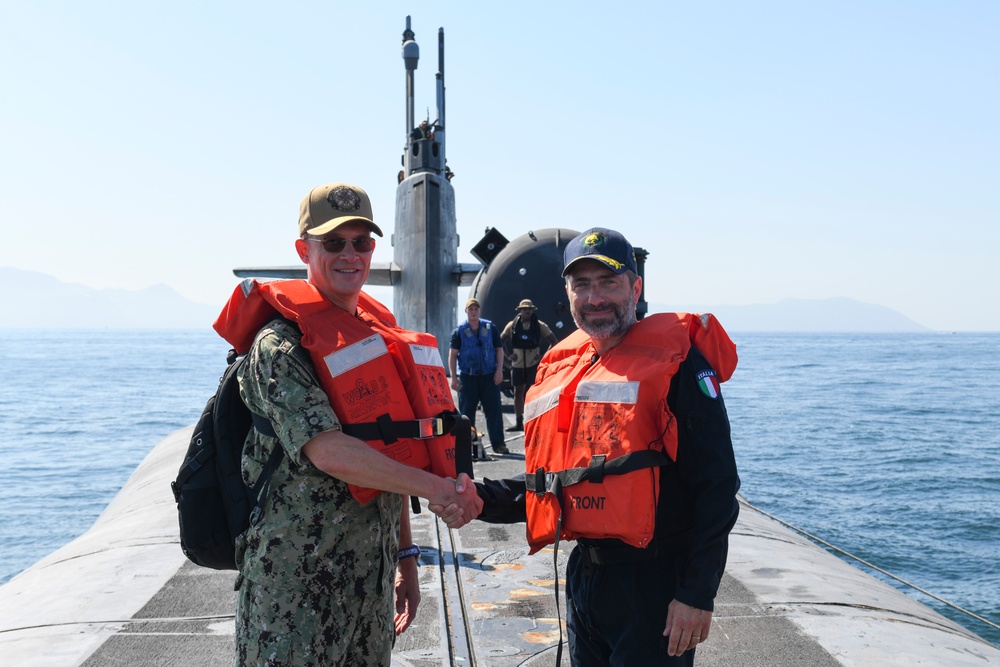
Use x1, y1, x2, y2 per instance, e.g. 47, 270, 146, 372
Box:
234, 444, 284, 592
340, 412, 457, 444
251, 411, 276, 438
246, 412, 279, 522
524, 449, 672, 496
376, 414, 398, 444
336, 411, 460, 516
451, 414, 474, 479
173, 447, 211, 492
248, 445, 285, 528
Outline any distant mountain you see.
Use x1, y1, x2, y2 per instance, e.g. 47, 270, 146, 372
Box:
2, 268, 218, 329
652, 297, 931, 333
2, 268, 930, 332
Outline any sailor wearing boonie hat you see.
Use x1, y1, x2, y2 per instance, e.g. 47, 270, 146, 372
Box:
501, 298, 558, 432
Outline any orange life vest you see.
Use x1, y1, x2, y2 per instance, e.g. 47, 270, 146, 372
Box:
214, 278, 458, 504
523, 312, 737, 554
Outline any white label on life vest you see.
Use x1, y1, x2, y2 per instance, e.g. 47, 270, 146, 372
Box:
409, 343, 445, 368
575, 381, 639, 404
524, 386, 561, 423
324, 334, 389, 377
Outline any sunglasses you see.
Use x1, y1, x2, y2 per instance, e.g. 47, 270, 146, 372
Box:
310, 236, 375, 254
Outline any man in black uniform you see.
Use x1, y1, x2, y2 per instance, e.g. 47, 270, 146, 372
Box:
434, 227, 740, 666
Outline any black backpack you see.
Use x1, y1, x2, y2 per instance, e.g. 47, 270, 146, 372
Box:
171, 348, 284, 570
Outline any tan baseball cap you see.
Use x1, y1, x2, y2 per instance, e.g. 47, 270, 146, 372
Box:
465, 298, 481, 310
298, 182, 384, 237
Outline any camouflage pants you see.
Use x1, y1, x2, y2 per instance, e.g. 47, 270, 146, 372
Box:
235, 577, 394, 666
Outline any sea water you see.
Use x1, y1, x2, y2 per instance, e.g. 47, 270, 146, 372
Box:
0, 329, 230, 584
724, 332, 1000, 647
1, 330, 998, 646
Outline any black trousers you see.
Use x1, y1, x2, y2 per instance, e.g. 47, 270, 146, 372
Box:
565, 546, 697, 666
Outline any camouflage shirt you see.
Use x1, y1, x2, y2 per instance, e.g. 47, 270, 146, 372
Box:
236, 318, 402, 595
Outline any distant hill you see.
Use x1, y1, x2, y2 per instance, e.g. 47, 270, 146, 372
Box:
2, 268, 218, 329
1, 268, 931, 332
653, 297, 931, 333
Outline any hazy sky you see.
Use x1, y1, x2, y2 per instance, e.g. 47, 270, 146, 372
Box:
2, 2, 997, 331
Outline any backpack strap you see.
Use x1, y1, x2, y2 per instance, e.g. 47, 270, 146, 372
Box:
170, 441, 212, 497
250, 412, 276, 438
242, 324, 293, 528
248, 445, 284, 528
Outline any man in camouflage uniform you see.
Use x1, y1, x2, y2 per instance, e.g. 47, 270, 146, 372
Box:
234, 182, 482, 666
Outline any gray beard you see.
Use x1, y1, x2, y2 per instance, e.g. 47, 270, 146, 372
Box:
572, 289, 638, 341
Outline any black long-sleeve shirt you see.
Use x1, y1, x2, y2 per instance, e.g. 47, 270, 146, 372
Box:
475, 345, 741, 612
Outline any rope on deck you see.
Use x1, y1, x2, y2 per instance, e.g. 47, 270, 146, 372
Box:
739, 498, 1000, 637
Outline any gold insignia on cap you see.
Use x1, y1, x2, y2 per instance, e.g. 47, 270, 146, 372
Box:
327, 186, 362, 212
583, 232, 605, 247
596, 254, 624, 270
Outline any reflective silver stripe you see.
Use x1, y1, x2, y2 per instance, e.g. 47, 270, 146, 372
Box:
323, 334, 389, 377
524, 386, 561, 423
409, 343, 445, 368
575, 381, 639, 404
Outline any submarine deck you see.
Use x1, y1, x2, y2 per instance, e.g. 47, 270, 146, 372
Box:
1, 418, 997, 666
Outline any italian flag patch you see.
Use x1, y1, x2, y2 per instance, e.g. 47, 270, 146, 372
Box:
696, 370, 720, 399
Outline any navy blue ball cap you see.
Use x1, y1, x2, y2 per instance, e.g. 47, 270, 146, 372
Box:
562, 227, 638, 277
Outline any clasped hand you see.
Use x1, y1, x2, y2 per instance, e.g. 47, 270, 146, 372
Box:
429, 473, 482, 528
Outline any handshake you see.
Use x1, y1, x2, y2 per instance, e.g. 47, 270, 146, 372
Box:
428, 473, 483, 529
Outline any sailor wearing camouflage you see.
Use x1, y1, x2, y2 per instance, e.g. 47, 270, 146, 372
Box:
222, 182, 480, 666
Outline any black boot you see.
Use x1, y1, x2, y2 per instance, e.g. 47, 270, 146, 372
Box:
506, 418, 524, 432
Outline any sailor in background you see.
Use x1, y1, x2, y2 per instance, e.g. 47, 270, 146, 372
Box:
409, 119, 434, 141
449, 298, 508, 455
501, 298, 558, 432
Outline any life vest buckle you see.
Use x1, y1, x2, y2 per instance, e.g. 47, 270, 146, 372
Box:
529, 467, 552, 496
415, 417, 445, 439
